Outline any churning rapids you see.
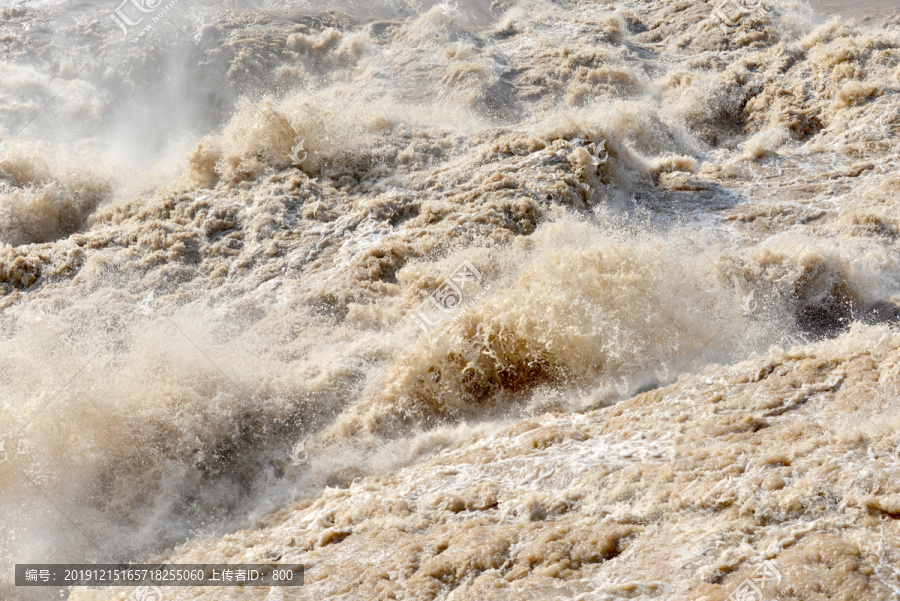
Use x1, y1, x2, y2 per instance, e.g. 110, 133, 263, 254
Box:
1, 0, 900, 599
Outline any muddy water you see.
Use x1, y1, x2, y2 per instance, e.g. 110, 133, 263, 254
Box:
0, 0, 898, 599
810, 0, 900, 22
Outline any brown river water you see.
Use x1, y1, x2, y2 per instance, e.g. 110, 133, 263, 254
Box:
810, 0, 899, 21
0, 0, 899, 599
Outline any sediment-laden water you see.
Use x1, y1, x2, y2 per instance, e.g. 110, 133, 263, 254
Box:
1, 0, 899, 599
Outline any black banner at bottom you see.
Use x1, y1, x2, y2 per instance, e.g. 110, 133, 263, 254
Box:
15, 564, 304, 587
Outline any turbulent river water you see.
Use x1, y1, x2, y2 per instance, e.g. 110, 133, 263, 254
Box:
1, 0, 899, 599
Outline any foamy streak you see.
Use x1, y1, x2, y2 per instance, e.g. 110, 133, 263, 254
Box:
0, 0, 898, 599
